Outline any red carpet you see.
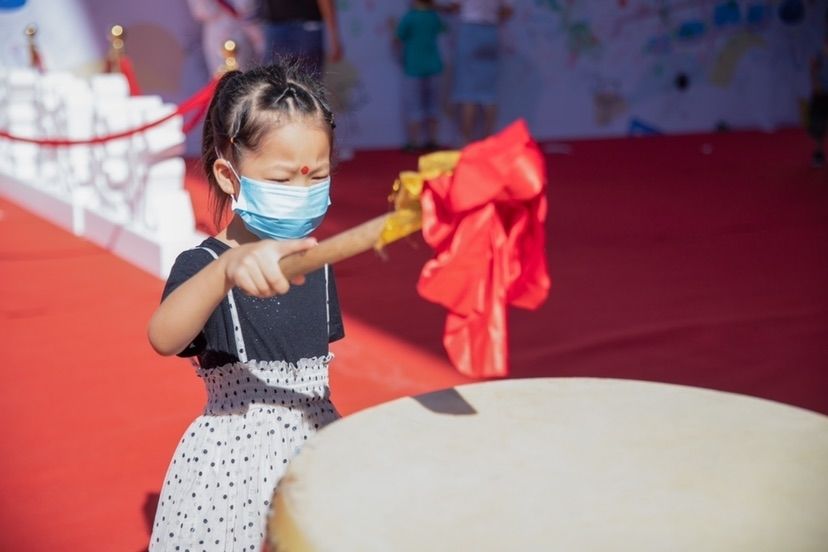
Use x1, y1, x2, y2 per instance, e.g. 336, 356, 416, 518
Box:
1, 129, 827, 551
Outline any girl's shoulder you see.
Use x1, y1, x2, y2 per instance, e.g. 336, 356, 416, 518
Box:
173, 237, 229, 267
164, 237, 230, 296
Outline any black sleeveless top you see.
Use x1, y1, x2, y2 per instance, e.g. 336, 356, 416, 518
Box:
162, 237, 344, 369
260, 0, 322, 23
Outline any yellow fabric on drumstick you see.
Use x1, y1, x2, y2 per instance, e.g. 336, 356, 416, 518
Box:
376, 150, 460, 249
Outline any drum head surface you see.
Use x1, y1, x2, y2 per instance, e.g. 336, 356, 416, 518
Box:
270, 378, 828, 551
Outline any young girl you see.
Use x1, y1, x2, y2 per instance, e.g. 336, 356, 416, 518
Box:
147, 61, 344, 551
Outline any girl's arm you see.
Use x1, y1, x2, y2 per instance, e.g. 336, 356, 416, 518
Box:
316, 0, 344, 62
148, 253, 231, 356
393, 14, 408, 64
148, 238, 317, 356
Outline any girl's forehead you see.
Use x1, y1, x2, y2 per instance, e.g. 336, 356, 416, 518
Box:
261, 116, 330, 145
248, 118, 331, 163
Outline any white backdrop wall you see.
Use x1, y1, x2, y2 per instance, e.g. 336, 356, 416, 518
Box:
1, 0, 825, 150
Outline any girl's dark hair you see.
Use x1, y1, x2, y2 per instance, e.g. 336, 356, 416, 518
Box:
202, 59, 336, 230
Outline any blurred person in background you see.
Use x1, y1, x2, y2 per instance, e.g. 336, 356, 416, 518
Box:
446, 0, 514, 145
259, 0, 343, 79
394, 0, 446, 153
808, 31, 828, 168
188, 0, 263, 73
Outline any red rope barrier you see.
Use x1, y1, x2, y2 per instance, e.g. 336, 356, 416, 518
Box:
0, 78, 218, 147
215, 0, 241, 18
182, 97, 212, 135
119, 56, 142, 96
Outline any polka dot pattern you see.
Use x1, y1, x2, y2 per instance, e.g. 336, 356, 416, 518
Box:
149, 356, 339, 551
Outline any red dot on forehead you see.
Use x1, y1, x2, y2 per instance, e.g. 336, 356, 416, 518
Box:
300, 166, 309, 175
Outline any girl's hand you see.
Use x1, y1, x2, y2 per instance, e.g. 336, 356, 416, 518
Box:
223, 238, 318, 298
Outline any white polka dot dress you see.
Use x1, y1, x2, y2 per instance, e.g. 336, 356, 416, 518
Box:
149, 249, 340, 552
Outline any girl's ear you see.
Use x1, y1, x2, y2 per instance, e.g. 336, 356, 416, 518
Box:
213, 158, 239, 197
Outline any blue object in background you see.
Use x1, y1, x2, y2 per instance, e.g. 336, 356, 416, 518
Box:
714, 1, 741, 28
628, 118, 663, 136
676, 20, 706, 41
746, 3, 770, 26
0, 0, 26, 9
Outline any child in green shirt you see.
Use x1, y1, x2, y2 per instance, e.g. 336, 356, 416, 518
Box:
395, 0, 446, 152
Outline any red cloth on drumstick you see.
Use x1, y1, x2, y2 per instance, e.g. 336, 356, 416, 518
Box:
417, 119, 551, 378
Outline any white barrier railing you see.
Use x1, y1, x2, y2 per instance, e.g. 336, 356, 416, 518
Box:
0, 68, 204, 278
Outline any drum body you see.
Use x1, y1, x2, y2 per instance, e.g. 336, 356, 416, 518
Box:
269, 378, 828, 551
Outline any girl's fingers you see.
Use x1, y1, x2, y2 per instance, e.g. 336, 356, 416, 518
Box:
233, 272, 259, 297
257, 252, 290, 295
243, 262, 271, 297
228, 239, 318, 297
264, 238, 317, 291
274, 237, 318, 258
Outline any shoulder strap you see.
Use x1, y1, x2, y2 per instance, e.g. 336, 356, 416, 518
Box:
195, 246, 248, 363
325, 264, 330, 337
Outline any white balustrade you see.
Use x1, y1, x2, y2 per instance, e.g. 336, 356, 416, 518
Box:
0, 69, 204, 277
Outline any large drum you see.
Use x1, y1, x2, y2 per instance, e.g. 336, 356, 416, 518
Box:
268, 378, 828, 551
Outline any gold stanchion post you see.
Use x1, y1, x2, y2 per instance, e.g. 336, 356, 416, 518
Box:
107, 24, 125, 73
217, 40, 239, 76
24, 24, 43, 71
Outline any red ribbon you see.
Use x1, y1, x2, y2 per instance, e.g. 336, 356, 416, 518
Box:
31, 49, 45, 73
182, 96, 212, 135
418, 119, 551, 378
0, 78, 218, 147
215, 0, 241, 18
118, 56, 142, 96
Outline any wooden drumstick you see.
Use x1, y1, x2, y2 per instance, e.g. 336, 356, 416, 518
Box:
277, 213, 392, 281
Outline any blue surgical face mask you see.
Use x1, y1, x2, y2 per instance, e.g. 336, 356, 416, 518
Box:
225, 161, 331, 240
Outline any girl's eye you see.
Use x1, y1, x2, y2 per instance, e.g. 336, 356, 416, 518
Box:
313, 175, 330, 180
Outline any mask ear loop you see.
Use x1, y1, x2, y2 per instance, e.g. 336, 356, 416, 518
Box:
215, 146, 242, 202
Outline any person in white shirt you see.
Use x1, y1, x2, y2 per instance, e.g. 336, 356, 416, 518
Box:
446, 0, 514, 144
187, 0, 263, 73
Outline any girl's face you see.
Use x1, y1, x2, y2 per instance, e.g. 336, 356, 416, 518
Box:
235, 117, 331, 190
